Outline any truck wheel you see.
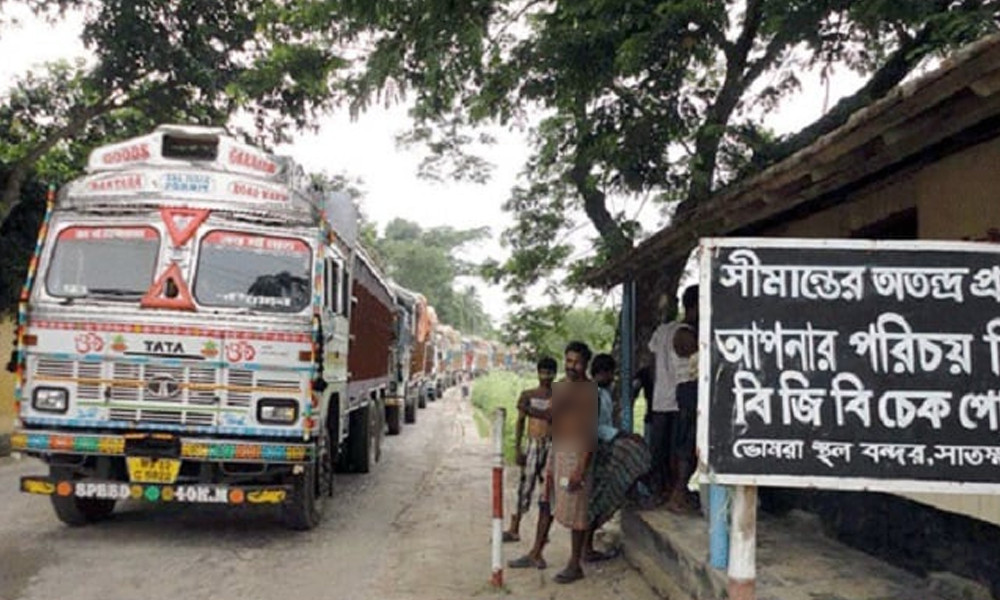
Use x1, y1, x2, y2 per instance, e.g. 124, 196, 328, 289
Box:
283, 434, 329, 531
347, 404, 372, 473
404, 397, 417, 424
386, 404, 402, 435
49, 467, 115, 526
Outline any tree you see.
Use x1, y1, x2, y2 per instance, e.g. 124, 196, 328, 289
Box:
369, 217, 494, 335
325, 0, 999, 324
0, 0, 348, 229
501, 304, 616, 363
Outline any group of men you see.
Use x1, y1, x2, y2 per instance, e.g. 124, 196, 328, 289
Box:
638, 284, 700, 512
501, 285, 699, 584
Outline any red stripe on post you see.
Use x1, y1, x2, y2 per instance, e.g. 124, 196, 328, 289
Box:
492, 467, 503, 518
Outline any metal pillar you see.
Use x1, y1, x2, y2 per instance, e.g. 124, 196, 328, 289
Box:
620, 278, 636, 433
709, 484, 730, 569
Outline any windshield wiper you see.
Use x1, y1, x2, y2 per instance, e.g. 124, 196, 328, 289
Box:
84, 288, 144, 299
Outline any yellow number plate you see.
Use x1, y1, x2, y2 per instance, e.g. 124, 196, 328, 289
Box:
126, 457, 182, 484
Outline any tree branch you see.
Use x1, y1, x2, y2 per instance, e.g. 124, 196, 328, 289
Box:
569, 149, 630, 256
726, 0, 764, 68
682, 0, 765, 211
761, 22, 937, 164
0, 98, 110, 226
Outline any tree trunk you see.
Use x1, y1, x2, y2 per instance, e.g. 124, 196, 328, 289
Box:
0, 100, 108, 227
678, 0, 764, 215
570, 154, 631, 256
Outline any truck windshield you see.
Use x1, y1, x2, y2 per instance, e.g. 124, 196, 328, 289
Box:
45, 226, 160, 299
194, 231, 312, 313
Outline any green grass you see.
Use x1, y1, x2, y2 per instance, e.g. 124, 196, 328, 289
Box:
469, 371, 535, 465
469, 373, 651, 461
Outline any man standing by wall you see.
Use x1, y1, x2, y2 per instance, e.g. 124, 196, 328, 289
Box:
646, 285, 699, 506
665, 285, 699, 513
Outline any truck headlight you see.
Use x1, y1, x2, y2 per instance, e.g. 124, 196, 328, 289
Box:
257, 399, 299, 425
32, 388, 69, 413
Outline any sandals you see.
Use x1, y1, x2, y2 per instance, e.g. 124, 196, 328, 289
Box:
583, 547, 621, 563
508, 555, 547, 570
554, 568, 585, 584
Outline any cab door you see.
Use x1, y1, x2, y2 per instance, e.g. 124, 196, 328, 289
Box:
321, 250, 350, 444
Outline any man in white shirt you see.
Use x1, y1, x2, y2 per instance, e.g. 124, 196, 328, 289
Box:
665, 285, 699, 513
646, 285, 699, 504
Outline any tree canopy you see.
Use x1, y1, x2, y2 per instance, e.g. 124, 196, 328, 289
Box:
367, 217, 495, 336
0, 0, 347, 229
504, 304, 616, 363
326, 0, 1000, 322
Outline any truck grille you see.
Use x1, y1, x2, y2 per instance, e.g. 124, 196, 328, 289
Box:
31, 358, 302, 428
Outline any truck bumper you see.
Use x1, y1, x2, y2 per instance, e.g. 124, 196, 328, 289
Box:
20, 476, 292, 505
10, 429, 313, 463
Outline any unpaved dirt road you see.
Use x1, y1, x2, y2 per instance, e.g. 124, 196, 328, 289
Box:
0, 386, 660, 600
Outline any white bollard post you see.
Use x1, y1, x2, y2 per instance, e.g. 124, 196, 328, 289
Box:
491, 407, 506, 587
727, 485, 758, 600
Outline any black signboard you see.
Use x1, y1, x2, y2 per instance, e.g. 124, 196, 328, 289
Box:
699, 238, 1000, 493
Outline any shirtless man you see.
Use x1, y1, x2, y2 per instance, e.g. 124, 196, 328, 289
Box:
503, 356, 557, 542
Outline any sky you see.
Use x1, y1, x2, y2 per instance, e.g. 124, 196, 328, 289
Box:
0, 2, 871, 325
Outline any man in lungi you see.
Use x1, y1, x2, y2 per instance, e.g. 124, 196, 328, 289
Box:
503, 355, 557, 542
548, 342, 596, 583
508, 341, 593, 581
585, 354, 651, 561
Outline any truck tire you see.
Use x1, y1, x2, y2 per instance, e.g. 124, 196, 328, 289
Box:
347, 404, 373, 473
49, 467, 115, 526
404, 397, 417, 424
283, 434, 329, 531
386, 404, 402, 435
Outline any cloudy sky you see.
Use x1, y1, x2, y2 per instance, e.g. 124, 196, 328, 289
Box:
0, 2, 869, 324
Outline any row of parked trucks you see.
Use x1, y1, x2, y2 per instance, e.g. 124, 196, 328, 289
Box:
6, 125, 516, 529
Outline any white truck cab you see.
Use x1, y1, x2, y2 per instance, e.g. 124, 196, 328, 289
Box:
10, 125, 382, 529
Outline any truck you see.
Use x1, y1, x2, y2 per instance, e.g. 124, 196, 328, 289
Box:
423, 306, 443, 401
436, 324, 463, 388
8, 125, 389, 530
387, 284, 418, 432
472, 337, 492, 377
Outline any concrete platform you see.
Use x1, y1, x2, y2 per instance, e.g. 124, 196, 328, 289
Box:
621, 506, 979, 600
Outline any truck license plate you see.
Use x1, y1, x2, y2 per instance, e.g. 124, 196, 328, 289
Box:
126, 457, 181, 484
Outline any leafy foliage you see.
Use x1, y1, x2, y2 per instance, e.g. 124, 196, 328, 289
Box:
327, 0, 1000, 330
500, 303, 617, 363
368, 218, 495, 336
0, 0, 349, 228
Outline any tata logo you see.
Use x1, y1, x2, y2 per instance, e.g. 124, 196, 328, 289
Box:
146, 375, 181, 399
144, 340, 185, 354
